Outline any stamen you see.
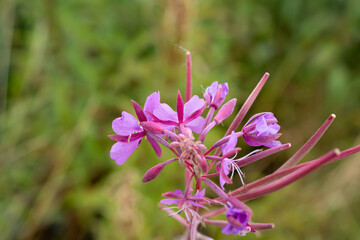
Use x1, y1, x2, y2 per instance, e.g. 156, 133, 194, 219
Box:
184, 208, 190, 221
162, 206, 180, 211
168, 208, 184, 216
188, 208, 201, 219
234, 149, 262, 163
231, 162, 245, 186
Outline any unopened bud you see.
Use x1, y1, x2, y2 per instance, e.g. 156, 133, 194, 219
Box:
169, 142, 180, 148
142, 163, 164, 183
140, 122, 164, 134
213, 98, 237, 124
197, 143, 207, 152
200, 156, 208, 173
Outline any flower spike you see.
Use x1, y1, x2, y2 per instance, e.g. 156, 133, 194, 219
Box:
109, 53, 360, 238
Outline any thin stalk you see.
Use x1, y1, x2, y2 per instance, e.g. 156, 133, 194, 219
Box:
249, 223, 275, 230
189, 218, 198, 240
231, 145, 360, 197
205, 132, 243, 155
237, 143, 291, 168
199, 121, 215, 142
201, 208, 226, 218
202, 107, 215, 131
276, 114, 336, 171
235, 149, 339, 202
203, 219, 227, 227
201, 145, 360, 218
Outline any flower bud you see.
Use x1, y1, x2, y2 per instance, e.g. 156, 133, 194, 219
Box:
213, 98, 237, 124
242, 112, 282, 148
140, 122, 165, 134
142, 163, 164, 183
204, 81, 229, 109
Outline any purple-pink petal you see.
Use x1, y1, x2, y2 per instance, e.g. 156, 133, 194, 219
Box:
222, 207, 249, 235
131, 100, 147, 122
110, 139, 141, 165
187, 200, 205, 208
108, 132, 145, 142
205, 81, 229, 107
253, 116, 269, 137
184, 95, 206, 119
160, 198, 180, 205
192, 189, 206, 198
219, 159, 232, 189
186, 116, 205, 133
263, 140, 282, 148
206, 81, 219, 100
112, 111, 142, 135
222, 224, 240, 235
153, 103, 178, 123
243, 112, 282, 148
222, 131, 238, 155
144, 92, 160, 121
173, 189, 183, 196
221, 83, 229, 99
147, 135, 162, 158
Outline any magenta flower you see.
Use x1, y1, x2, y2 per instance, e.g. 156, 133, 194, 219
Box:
152, 92, 206, 133
222, 206, 251, 235
204, 81, 229, 109
109, 92, 162, 165
161, 189, 207, 220
242, 112, 282, 148
161, 189, 206, 208
108, 52, 360, 239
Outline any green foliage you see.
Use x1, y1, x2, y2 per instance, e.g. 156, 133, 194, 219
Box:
1, 0, 360, 239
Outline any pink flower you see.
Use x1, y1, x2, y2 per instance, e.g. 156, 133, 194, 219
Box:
161, 189, 206, 208
151, 92, 206, 133
204, 81, 229, 109
109, 92, 162, 165
242, 112, 282, 148
222, 206, 251, 235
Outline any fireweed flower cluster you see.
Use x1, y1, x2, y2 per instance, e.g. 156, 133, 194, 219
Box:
109, 52, 360, 239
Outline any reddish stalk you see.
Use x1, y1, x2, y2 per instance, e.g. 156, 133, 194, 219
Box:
237, 143, 291, 168
235, 149, 339, 202
249, 223, 275, 230
276, 114, 336, 171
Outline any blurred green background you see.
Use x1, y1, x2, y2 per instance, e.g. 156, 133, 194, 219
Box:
1, 0, 360, 239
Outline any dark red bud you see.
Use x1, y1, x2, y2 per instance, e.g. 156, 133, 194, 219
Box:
142, 163, 164, 183
140, 122, 164, 134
